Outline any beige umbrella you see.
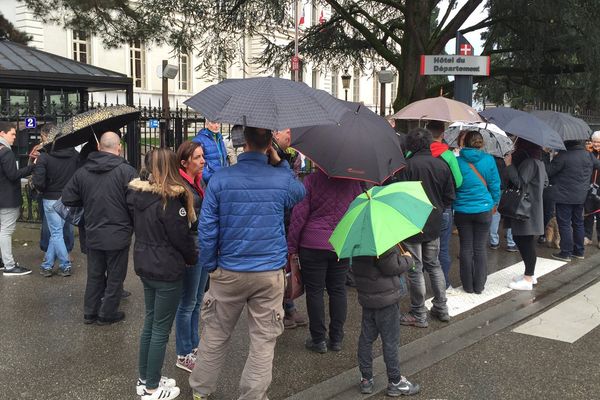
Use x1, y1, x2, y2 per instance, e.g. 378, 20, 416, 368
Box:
391, 96, 482, 123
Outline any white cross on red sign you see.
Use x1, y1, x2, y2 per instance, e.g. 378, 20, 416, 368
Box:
460, 43, 473, 56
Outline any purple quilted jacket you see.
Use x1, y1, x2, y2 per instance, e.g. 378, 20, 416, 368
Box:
287, 169, 362, 254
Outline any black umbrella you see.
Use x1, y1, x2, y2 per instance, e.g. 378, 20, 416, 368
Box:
184, 77, 348, 131
291, 102, 406, 184
530, 110, 592, 141
44, 105, 140, 150
479, 107, 565, 150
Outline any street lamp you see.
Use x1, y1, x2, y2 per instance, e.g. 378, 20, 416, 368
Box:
158, 60, 179, 147
341, 69, 351, 101
377, 67, 395, 116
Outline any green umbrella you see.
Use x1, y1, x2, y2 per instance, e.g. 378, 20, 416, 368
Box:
329, 181, 433, 259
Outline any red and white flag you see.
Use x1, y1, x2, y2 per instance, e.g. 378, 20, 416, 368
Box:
299, 6, 305, 26
319, 9, 326, 24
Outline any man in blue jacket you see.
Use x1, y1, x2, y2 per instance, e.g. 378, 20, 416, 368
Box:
191, 120, 229, 184
190, 126, 305, 400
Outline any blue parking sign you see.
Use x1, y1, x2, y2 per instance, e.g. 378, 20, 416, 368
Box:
149, 119, 159, 129
25, 117, 37, 129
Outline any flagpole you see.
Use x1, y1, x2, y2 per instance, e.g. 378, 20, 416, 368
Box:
294, 0, 299, 82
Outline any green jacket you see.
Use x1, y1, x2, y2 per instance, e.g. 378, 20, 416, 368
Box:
430, 141, 463, 188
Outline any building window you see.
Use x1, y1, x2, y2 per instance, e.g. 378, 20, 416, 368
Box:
130, 40, 145, 89
331, 69, 338, 98
390, 74, 397, 114
353, 67, 360, 102
274, 65, 281, 78
311, 2, 318, 25
217, 60, 227, 82
372, 71, 380, 109
72, 31, 90, 64
178, 54, 190, 91
311, 69, 318, 89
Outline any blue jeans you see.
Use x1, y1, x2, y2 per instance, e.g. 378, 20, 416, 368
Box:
41, 199, 71, 270
39, 198, 74, 253
175, 256, 209, 356
489, 210, 515, 247
438, 208, 453, 288
555, 203, 585, 257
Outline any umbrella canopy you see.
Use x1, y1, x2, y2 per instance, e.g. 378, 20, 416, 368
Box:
291, 102, 406, 184
445, 122, 513, 157
184, 77, 349, 131
44, 105, 140, 150
530, 110, 592, 141
329, 181, 433, 259
391, 96, 482, 123
479, 107, 565, 150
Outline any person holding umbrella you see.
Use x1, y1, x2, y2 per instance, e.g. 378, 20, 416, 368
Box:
287, 168, 362, 352
504, 139, 548, 290
453, 130, 501, 294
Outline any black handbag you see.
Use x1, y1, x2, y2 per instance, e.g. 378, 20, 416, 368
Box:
585, 183, 600, 214
52, 198, 84, 226
498, 186, 531, 221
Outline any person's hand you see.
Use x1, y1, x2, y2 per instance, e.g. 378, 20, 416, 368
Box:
267, 145, 282, 166
504, 153, 512, 166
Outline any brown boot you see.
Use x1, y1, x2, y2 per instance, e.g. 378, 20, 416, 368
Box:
289, 309, 307, 326
283, 315, 297, 329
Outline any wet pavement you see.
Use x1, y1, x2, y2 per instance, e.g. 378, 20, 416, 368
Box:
1, 223, 599, 399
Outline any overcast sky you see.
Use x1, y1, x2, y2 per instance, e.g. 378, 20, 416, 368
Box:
439, 0, 489, 55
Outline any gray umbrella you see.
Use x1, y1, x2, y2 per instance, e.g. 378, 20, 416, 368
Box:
530, 110, 592, 141
444, 122, 513, 157
184, 77, 348, 130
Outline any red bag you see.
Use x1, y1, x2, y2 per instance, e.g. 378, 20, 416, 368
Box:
284, 254, 304, 301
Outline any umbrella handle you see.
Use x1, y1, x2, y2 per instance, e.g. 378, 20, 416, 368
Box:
396, 243, 407, 254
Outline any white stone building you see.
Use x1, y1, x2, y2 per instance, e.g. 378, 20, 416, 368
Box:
1, 1, 397, 114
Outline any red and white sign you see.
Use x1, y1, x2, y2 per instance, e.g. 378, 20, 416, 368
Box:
459, 43, 473, 56
420, 55, 490, 76
291, 55, 300, 71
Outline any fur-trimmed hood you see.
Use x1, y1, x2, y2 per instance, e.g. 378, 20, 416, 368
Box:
128, 178, 196, 222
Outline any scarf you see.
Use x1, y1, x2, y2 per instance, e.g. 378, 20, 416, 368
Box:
178, 168, 204, 198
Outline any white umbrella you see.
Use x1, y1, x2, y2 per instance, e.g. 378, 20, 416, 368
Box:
444, 122, 514, 157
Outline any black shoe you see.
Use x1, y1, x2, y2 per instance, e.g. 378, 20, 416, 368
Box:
305, 338, 327, 354
84, 314, 98, 325
537, 235, 547, 244
430, 308, 450, 322
506, 245, 519, 252
552, 252, 571, 262
3, 265, 32, 276
97, 311, 125, 325
490, 243, 500, 250
39, 268, 53, 277
327, 340, 342, 352
0, 260, 4, 271
121, 289, 131, 298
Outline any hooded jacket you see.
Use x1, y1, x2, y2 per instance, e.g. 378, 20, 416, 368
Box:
61, 151, 137, 250
395, 148, 456, 243
287, 169, 362, 254
191, 128, 229, 184
127, 179, 197, 281
430, 141, 463, 189
0, 137, 34, 208
32, 147, 79, 199
351, 247, 412, 309
454, 148, 501, 214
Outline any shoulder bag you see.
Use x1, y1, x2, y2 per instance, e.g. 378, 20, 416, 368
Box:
497, 165, 531, 221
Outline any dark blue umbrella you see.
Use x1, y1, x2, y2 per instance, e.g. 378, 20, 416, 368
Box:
530, 110, 592, 141
184, 77, 348, 131
291, 102, 406, 184
479, 107, 565, 150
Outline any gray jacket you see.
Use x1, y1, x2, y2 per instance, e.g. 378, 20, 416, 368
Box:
504, 158, 547, 236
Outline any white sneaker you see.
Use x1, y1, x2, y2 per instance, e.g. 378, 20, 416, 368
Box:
445, 286, 461, 296
140, 386, 180, 400
512, 275, 537, 285
136, 377, 177, 396
509, 278, 533, 291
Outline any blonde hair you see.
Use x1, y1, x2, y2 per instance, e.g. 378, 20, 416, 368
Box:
146, 148, 195, 222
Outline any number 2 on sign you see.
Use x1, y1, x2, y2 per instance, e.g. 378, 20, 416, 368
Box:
25, 117, 37, 128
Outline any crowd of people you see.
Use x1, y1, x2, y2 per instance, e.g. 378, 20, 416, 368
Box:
1, 114, 599, 400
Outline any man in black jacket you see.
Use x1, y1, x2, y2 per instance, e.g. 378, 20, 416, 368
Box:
32, 142, 79, 277
62, 131, 137, 324
395, 128, 455, 328
0, 122, 34, 276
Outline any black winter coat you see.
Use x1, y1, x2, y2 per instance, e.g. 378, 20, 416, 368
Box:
32, 148, 79, 199
127, 179, 197, 282
61, 151, 137, 250
547, 144, 600, 204
0, 144, 34, 208
352, 247, 413, 309
395, 149, 455, 243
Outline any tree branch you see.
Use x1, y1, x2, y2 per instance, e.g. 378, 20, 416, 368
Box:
430, 0, 484, 54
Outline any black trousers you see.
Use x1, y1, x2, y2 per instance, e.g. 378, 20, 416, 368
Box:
299, 247, 348, 343
84, 247, 129, 317
512, 235, 536, 276
584, 213, 600, 241
454, 211, 492, 293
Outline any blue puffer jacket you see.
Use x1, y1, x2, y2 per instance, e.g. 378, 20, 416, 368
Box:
454, 148, 501, 214
198, 152, 306, 272
191, 128, 229, 184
